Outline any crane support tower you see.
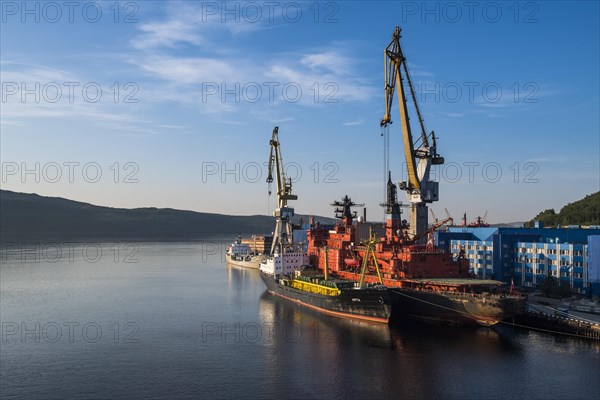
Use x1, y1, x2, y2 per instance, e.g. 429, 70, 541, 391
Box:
380, 26, 444, 241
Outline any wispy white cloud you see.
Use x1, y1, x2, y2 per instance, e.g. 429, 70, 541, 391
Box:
129, 1, 267, 51
132, 56, 238, 84
406, 62, 436, 78
0, 63, 162, 133
123, 3, 375, 116
300, 51, 353, 75
131, 19, 205, 50
158, 124, 186, 129
343, 119, 364, 126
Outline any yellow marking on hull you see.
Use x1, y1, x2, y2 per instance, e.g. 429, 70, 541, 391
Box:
290, 279, 341, 296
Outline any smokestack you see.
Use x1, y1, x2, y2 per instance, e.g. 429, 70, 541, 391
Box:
363, 207, 367, 223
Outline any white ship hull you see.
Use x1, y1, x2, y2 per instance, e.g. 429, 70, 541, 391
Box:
226, 254, 267, 269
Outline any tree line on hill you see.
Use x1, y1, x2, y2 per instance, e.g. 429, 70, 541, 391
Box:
524, 192, 599, 228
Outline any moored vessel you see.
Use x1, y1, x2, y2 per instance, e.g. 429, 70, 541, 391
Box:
258, 126, 391, 323
389, 279, 525, 326
259, 253, 391, 323
299, 26, 525, 326
226, 235, 266, 269
307, 195, 525, 326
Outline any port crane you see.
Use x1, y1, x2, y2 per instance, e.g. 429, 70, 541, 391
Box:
381, 26, 444, 241
266, 126, 298, 255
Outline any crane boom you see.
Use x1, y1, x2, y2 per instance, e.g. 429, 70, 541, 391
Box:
381, 28, 420, 192
410, 216, 453, 244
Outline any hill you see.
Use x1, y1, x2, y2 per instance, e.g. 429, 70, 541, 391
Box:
0, 190, 336, 241
524, 192, 600, 228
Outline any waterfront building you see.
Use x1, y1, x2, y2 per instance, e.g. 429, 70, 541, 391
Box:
435, 225, 600, 295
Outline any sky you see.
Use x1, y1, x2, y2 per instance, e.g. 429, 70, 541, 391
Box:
1, 0, 599, 224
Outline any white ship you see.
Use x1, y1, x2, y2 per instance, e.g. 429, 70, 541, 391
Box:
225, 236, 266, 269
259, 251, 309, 276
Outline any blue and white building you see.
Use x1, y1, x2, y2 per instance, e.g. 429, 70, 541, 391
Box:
436, 225, 600, 295
450, 240, 493, 278
513, 241, 587, 293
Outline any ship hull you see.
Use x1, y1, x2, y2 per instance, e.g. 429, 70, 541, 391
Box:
226, 254, 266, 269
260, 271, 391, 323
390, 288, 525, 326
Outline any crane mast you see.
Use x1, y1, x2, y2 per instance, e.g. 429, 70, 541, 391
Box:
380, 26, 444, 241
266, 126, 297, 255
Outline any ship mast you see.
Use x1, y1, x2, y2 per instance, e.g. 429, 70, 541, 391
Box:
266, 127, 297, 255
379, 171, 406, 242
381, 26, 444, 241
331, 195, 364, 227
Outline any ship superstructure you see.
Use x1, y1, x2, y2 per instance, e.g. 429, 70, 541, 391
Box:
226, 235, 267, 269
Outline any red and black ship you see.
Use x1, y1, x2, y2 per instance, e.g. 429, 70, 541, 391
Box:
306, 193, 525, 326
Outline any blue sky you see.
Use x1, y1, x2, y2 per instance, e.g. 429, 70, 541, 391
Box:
1, 1, 599, 223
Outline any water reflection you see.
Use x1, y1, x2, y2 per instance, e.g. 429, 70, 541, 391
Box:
2, 241, 598, 400
254, 287, 530, 399
226, 263, 261, 287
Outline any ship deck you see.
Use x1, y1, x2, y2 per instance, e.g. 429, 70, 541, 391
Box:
407, 278, 504, 287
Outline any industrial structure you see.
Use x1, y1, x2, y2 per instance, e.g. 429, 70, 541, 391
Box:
435, 224, 600, 295
259, 127, 392, 323
266, 126, 297, 256
380, 26, 444, 241
301, 27, 526, 326
241, 235, 273, 255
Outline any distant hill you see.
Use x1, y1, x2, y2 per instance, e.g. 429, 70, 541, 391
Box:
491, 221, 525, 228
524, 192, 600, 228
0, 190, 336, 241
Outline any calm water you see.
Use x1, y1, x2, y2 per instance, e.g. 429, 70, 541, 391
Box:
1, 241, 598, 399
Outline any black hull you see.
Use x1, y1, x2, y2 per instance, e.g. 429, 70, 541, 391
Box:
390, 289, 525, 326
260, 271, 391, 323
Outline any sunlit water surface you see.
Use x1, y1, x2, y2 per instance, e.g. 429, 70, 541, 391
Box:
1, 241, 598, 399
